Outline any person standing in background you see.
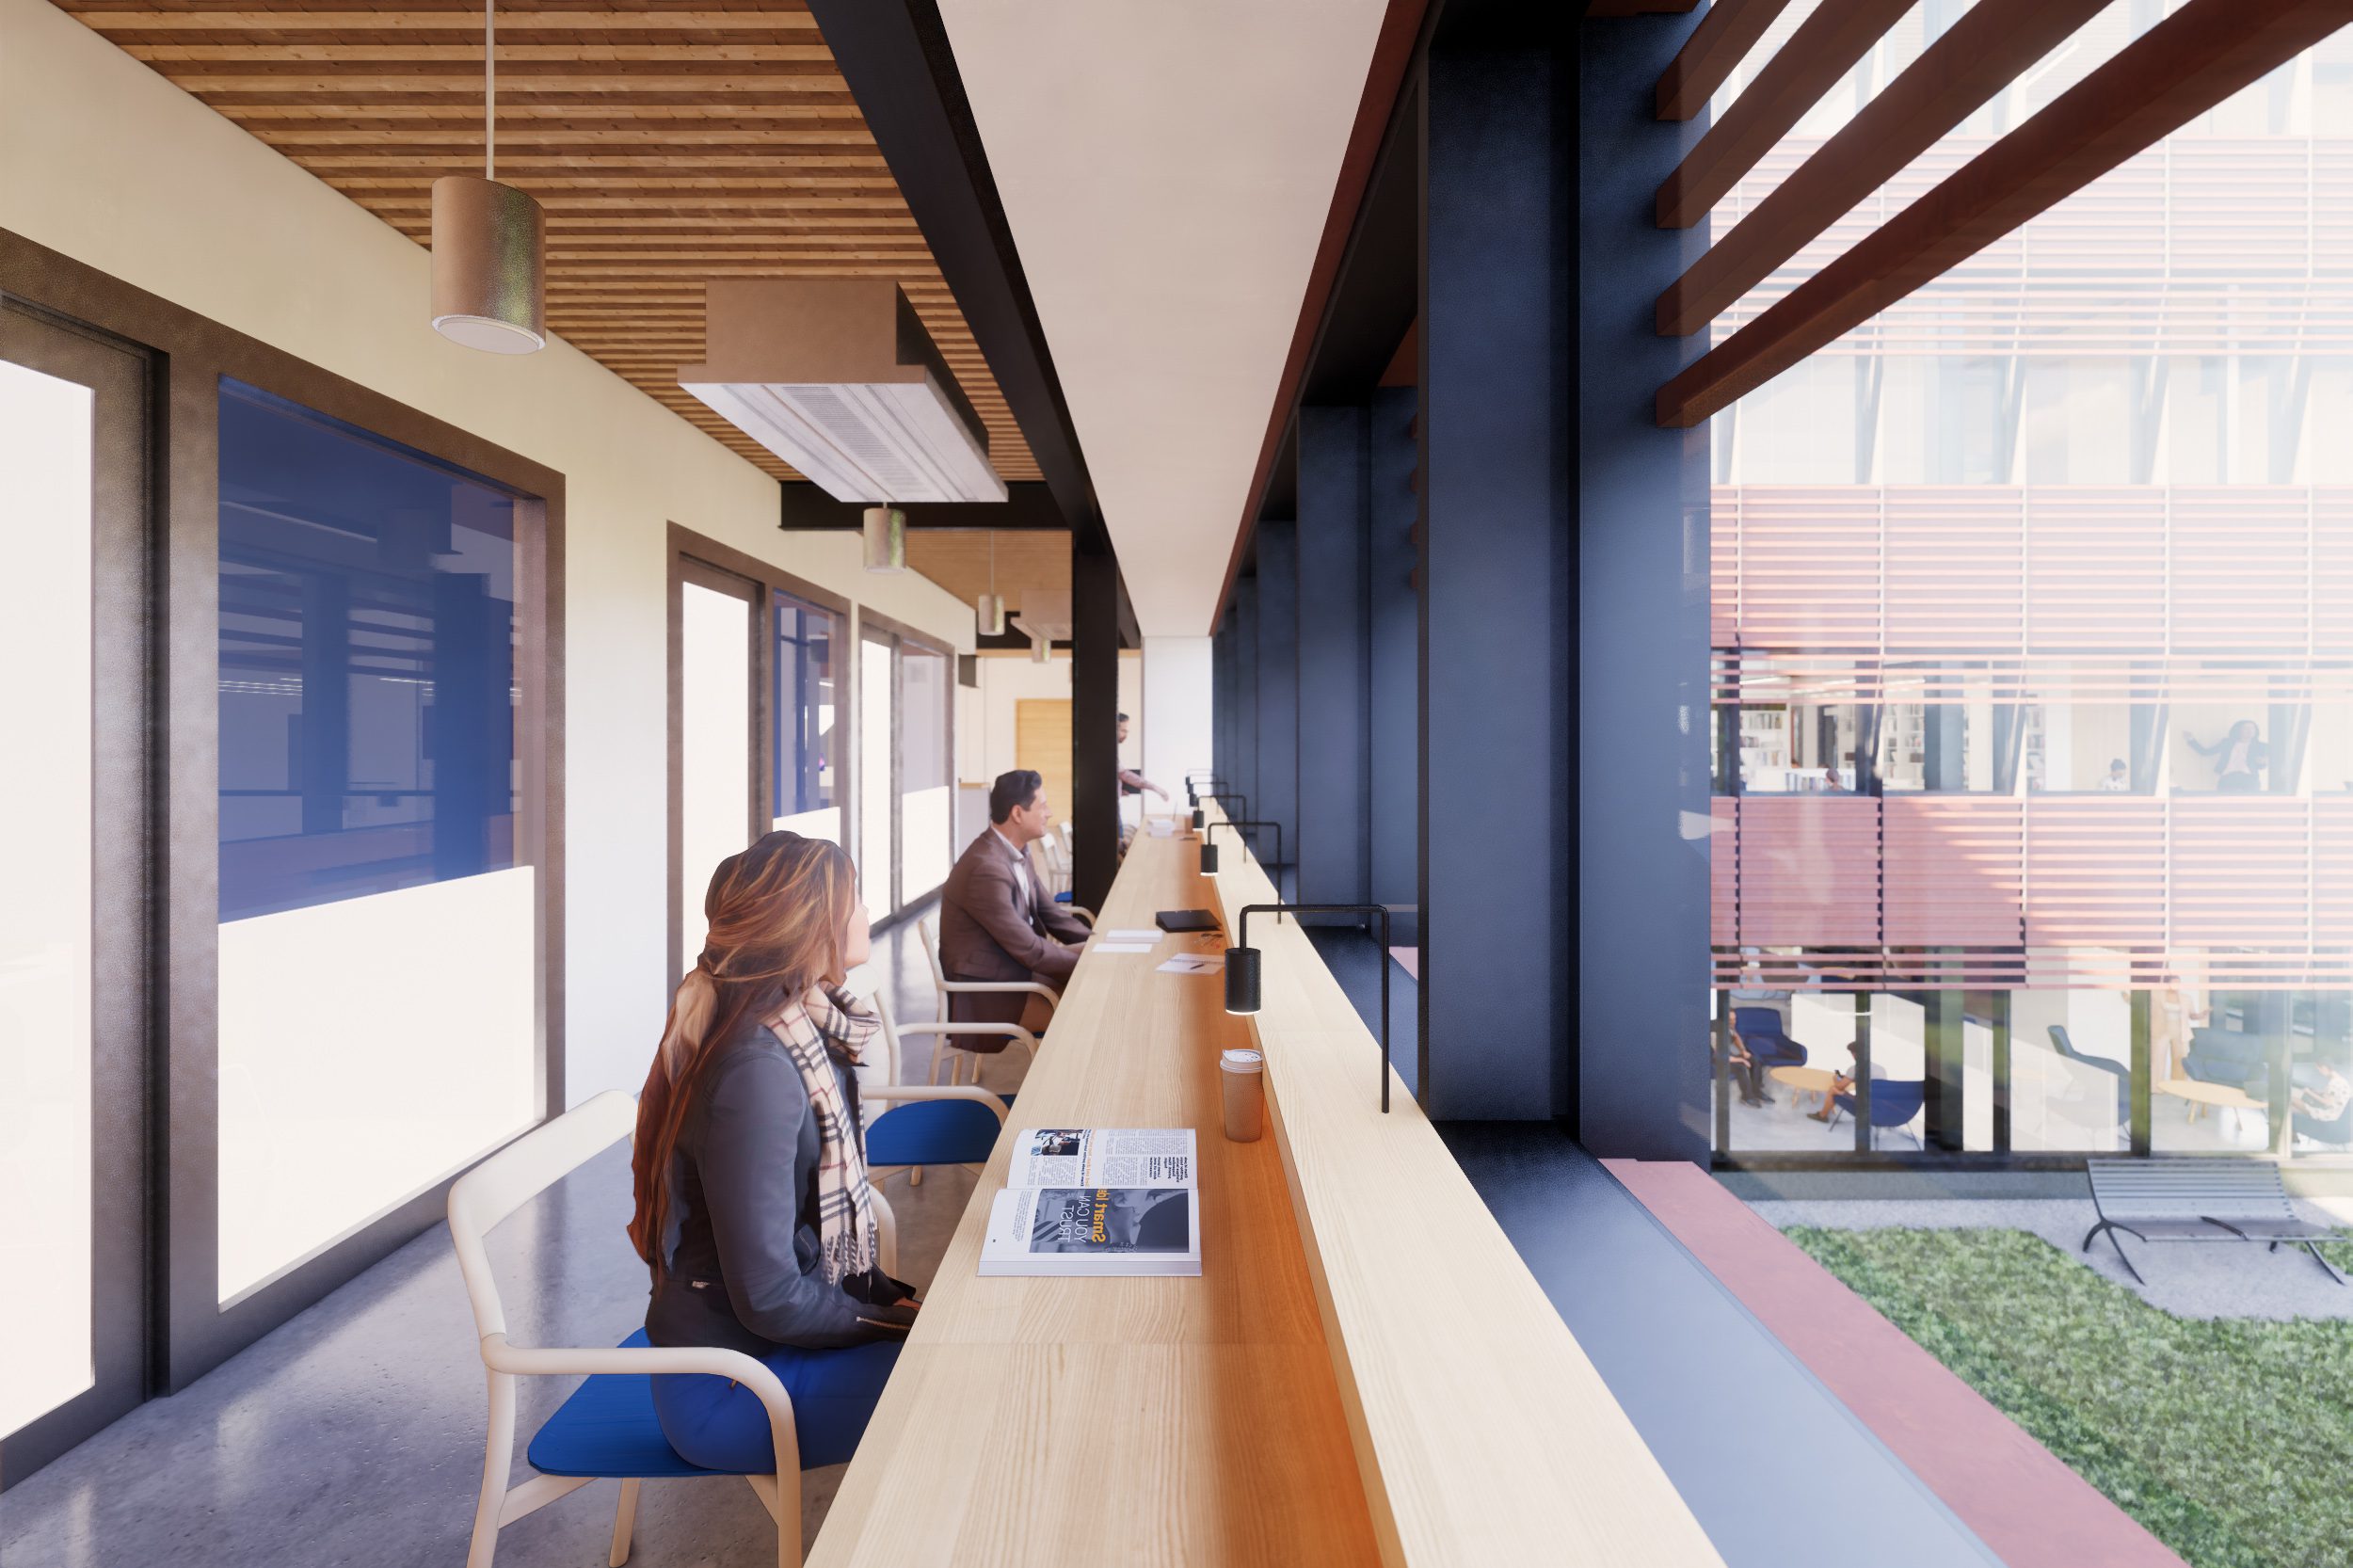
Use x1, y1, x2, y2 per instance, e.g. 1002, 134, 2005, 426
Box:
2186, 720, 2267, 792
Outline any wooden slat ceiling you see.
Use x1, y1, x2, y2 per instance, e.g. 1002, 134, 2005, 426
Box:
52, 0, 1040, 484
901, 528, 1066, 618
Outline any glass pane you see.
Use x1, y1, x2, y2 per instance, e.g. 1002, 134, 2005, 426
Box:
0, 359, 97, 1433
2009, 988, 2132, 1153
860, 637, 895, 920
772, 592, 840, 842
899, 648, 952, 899
215, 379, 536, 1304
681, 581, 753, 960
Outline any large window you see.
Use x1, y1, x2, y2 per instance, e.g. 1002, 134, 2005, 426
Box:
1705, 26, 2353, 1166
900, 646, 953, 901
215, 380, 539, 1303
859, 632, 895, 921
773, 591, 840, 841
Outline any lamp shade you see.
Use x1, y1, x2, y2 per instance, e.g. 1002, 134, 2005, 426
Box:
1030, 632, 1050, 664
1199, 840, 1218, 875
1224, 946, 1262, 1015
1191, 807, 1204, 830
862, 506, 907, 572
975, 591, 1006, 636
430, 176, 546, 354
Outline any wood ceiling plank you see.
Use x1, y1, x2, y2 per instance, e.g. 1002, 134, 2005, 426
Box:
122, 43, 838, 62
1655, 0, 2109, 336
1655, 0, 1915, 228
63, 0, 1041, 483
1656, 0, 1793, 122
1656, 0, 2353, 429
70, 11, 824, 30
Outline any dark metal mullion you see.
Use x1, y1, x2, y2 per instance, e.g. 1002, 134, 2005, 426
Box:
1854, 990, 1873, 1153
2130, 987, 2153, 1156
1993, 986, 2013, 1154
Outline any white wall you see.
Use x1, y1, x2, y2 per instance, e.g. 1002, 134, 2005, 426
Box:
0, 0, 975, 1106
956, 651, 1143, 785
1142, 635, 1214, 803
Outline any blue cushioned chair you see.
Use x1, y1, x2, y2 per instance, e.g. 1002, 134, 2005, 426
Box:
860, 991, 1013, 1189
1733, 1007, 1804, 1071
1828, 1078, 1928, 1149
449, 1091, 907, 1568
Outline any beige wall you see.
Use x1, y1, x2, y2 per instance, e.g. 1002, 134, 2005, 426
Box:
957, 650, 1144, 790
1, 0, 976, 1103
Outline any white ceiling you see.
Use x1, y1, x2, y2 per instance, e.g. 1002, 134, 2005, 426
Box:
936, 0, 1389, 635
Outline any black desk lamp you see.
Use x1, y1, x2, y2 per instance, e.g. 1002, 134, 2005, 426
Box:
1199, 818, 1279, 886
1192, 790, 1248, 835
1225, 903, 1394, 1112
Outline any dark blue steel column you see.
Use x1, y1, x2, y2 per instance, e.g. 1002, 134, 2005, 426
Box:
1369, 386, 1419, 946
1233, 574, 1259, 821
1577, 11, 1711, 1158
1295, 408, 1371, 911
1419, 30, 1567, 1120
1253, 520, 1300, 897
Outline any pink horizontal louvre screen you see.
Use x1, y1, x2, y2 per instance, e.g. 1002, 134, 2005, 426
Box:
2318, 800, 2353, 950
1883, 799, 2024, 946
2318, 494, 2353, 659
1730, 490, 1881, 651
2169, 799, 2313, 952
2025, 490, 2165, 652
1710, 799, 1737, 947
1710, 493, 1740, 648
1883, 491, 2022, 651
2169, 490, 2311, 656
1735, 798, 1881, 948
2023, 802, 2167, 952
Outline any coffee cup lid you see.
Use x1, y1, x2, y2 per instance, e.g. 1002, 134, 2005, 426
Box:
1220, 1048, 1264, 1073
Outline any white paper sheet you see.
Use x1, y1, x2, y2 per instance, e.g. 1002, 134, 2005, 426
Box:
1156, 952, 1224, 974
1099, 928, 1161, 943
1093, 942, 1155, 954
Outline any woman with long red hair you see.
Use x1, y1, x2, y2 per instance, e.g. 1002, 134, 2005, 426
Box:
632, 831, 918, 1472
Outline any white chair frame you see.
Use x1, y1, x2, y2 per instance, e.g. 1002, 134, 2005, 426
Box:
860, 990, 1013, 1191
918, 917, 1055, 1089
449, 1090, 902, 1568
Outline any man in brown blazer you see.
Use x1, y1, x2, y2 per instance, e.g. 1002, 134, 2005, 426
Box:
936, 769, 1091, 1045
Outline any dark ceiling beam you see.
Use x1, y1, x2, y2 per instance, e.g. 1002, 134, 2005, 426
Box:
778, 478, 1069, 530
805, 0, 1105, 551
1657, 0, 2353, 429
1654, 0, 2107, 336
1210, 0, 1433, 632
1656, 0, 1914, 227
1656, 0, 1793, 122
1587, 0, 1702, 15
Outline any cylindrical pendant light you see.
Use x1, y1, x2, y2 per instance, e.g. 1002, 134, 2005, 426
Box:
976, 532, 1006, 635
1031, 631, 1051, 664
432, 1, 545, 354
862, 505, 907, 572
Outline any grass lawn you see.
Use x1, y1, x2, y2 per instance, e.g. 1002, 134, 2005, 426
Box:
1785, 1227, 2353, 1568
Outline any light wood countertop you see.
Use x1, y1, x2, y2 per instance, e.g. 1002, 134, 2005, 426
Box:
810, 818, 1723, 1566
807, 825, 1378, 1567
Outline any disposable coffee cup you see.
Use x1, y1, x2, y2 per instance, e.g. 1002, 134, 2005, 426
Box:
1220, 1048, 1265, 1143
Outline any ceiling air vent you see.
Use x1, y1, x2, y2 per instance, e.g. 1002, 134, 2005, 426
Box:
680, 280, 1009, 504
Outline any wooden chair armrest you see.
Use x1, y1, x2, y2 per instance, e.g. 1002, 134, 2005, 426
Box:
934, 978, 1060, 1013
895, 1020, 1041, 1052
865, 1083, 1011, 1119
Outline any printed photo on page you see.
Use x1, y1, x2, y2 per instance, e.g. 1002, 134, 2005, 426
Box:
1007, 1127, 1195, 1189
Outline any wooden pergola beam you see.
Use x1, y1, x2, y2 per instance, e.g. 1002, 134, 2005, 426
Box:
1657, 0, 2353, 429
1656, 0, 2107, 334
1657, 0, 1914, 227
1657, 0, 1792, 121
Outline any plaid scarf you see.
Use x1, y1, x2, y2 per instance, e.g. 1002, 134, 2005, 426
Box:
765, 985, 882, 1286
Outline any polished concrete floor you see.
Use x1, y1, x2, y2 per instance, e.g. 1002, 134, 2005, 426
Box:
0, 910, 1031, 1568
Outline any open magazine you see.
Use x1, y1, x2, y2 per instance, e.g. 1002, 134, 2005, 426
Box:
979, 1128, 1201, 1277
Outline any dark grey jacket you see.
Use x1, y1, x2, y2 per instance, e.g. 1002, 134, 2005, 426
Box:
644, 1022, 913, 1357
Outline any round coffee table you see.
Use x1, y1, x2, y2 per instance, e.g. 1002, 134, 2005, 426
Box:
2154, 1077, 2264, 1124
1770, 1064, 1837, 1112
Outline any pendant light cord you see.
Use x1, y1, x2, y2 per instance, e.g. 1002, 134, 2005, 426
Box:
484, 0, 496, 182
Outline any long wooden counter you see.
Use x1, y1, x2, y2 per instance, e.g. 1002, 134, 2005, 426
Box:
808, 821, 1721, 1567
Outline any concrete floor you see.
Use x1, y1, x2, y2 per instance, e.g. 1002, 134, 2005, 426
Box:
1749, 1193, 2353, 1320
0, 909, 1032, 1568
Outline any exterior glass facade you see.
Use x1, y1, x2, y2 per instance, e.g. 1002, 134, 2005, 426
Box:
1708, 11, 2353, 1160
